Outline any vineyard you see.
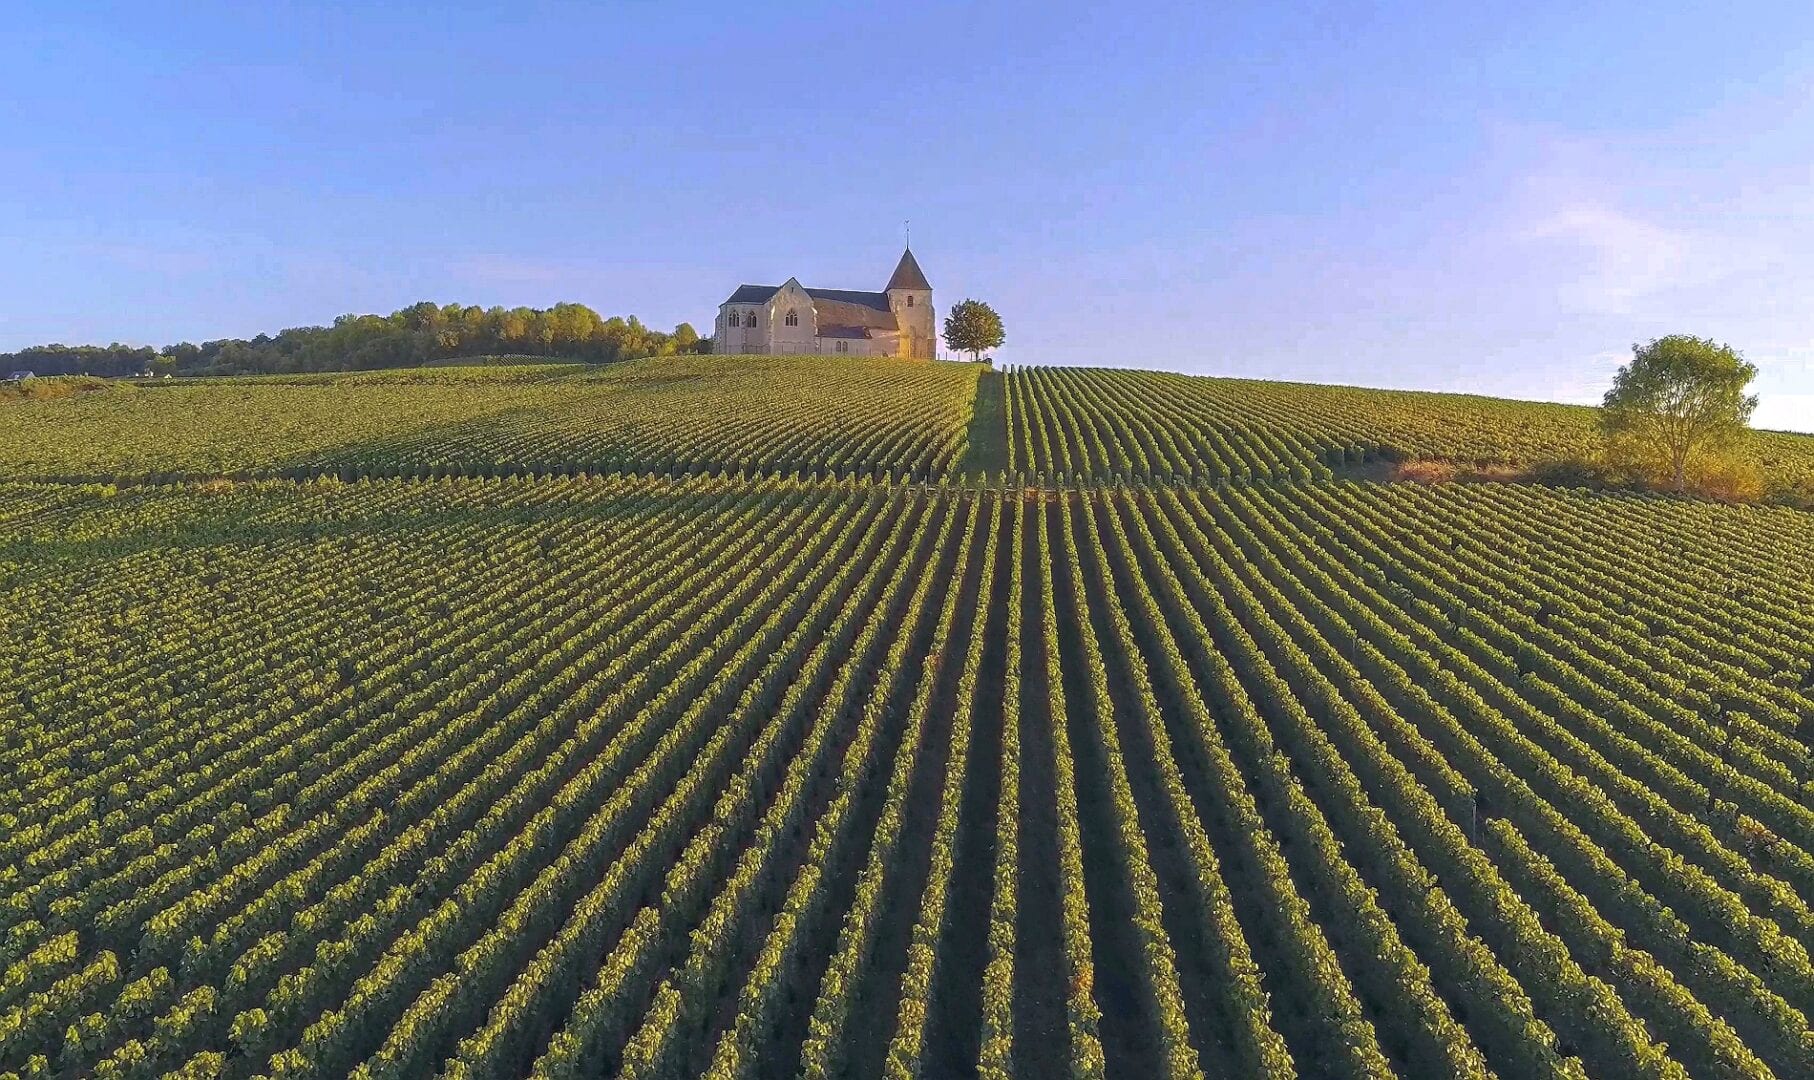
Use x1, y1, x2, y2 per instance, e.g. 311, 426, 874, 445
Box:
0, 357, 978, 483
3, 358, 1814, 1079
1003, 366, 1814, 494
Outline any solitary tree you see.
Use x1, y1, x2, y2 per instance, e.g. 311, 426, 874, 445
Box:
943, 299, 1005, 362
1601, 334, 1758, 492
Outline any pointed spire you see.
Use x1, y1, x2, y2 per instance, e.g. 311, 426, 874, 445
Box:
885, 247, 931, 292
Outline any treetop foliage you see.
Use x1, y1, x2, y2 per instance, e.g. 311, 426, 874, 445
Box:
943, 299, 1005, 361
0, 301, 707, 378
1601, 334, 1759, 492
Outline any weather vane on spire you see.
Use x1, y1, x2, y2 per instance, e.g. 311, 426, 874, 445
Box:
904, 219, 910, 248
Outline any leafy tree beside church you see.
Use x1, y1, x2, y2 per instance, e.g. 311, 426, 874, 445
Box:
944, 299, 1004, 362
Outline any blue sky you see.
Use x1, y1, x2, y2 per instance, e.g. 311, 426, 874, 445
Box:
3, 1, 1811, 431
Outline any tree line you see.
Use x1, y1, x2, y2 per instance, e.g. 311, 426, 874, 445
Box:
0, 301, 708, 378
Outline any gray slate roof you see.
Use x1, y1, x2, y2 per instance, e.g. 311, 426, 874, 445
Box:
805, 288, 891, 311
885, 247, 931, 292
723, 249, 929, 308
721, 284, 894, 312
725, 284, 781, 305
812, 297, 898, 332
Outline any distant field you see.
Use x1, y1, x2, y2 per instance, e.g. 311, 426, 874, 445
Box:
7, 359, 1809, 496
0, 355, 979, 482
418, 354, 590, 368
4, 357, 1814, 1079
1006, 366, 1814, 491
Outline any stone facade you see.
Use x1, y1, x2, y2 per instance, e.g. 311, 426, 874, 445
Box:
713, 248, 935, 359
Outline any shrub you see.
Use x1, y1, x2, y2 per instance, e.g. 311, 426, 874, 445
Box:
1394, 460, 1458, 484
1688, 454, 1765, 502
1526, 458, 1619, 489
0, 375, 123, 402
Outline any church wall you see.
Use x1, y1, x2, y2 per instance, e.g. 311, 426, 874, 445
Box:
766, 282, 817, 356
715, 303, 769, 354
815, 332, 896, 357
744, 307, 767, 353
887, 289, 936, 359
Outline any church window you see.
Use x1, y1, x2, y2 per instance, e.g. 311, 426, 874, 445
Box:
748, 312, 758, 327
906, 295, 914, 307
785, 310, 798, 327
727, 311, 739, 327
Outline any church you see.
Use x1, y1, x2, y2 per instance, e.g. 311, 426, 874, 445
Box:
713, 248, 935, 359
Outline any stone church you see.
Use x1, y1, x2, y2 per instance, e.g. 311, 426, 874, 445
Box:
714, 248, 935, 359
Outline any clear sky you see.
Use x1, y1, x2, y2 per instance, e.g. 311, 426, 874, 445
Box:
3, 1, 1811, 431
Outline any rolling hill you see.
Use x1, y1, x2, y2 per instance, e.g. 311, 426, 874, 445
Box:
2, 356, 1812, 1079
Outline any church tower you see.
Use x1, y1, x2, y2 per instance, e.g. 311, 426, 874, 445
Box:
885, 247, 935, 359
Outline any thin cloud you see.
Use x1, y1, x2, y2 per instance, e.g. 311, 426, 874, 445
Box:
1542, 346, 1630, 405
1522, 203, 1693, 316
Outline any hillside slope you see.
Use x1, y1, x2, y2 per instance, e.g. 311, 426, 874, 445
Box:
1007, 365, 1814, 494
2, 358, 1812, 1080
0, 356, 979, 482
5, 358, 1809, 497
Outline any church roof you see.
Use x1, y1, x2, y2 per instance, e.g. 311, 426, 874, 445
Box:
720, 284, 894, 309
885, 247, 931, 292
725, 284, 781, 305
720, 284, 901, 335
811, 296, 898, 331
723, 250, 930, 309
722, 284, 897, 310
805, 287, 892, 311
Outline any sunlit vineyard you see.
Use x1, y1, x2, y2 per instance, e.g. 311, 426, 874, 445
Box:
4, 359, 1814, 1079
1003, 366, 1814, 493
0, 356, 979, 483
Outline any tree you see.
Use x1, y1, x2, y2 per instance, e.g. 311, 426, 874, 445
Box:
1, 300, 719, 376
1601, 334, 1758, 492
943, 299, 1004, 362
668, 323, 700, 355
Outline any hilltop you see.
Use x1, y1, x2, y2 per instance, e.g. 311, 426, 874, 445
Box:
3, 355, 1810, 502
2, 356, 1813, 1079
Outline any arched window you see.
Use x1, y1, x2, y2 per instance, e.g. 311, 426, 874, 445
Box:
906, 295, 914, 307
785, 309, 799, 327
748, 312, 758, 328
727, 311, 740, 328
